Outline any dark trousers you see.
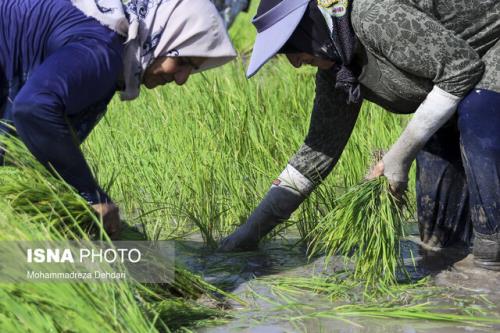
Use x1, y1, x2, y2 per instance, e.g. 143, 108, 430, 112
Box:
416, 89, 500, 248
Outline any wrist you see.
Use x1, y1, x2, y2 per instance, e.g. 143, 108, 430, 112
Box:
80, 188, 112, 205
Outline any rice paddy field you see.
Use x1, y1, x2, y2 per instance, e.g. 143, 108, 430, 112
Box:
1, 4, 500, 333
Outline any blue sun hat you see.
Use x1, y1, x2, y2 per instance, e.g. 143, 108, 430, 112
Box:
246, 0, 310, 78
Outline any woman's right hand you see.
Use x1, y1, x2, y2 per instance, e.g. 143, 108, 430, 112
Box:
91, 203, 122, 240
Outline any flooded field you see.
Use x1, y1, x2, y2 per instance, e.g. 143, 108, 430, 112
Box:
175, 232, 500, 333
2, 59, 498, 333
3, 4, 498, 331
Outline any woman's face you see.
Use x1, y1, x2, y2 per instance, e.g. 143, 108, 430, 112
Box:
143, 57, 206, 88
286, 53, 335, 70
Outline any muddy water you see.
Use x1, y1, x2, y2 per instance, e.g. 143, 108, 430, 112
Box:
174, 233, 500, 333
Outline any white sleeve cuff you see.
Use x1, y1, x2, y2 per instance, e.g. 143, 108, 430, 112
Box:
273, 164, 315, 196
382, 86, 461, 182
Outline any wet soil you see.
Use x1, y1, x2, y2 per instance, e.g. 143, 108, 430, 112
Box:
174, 232, 500, 333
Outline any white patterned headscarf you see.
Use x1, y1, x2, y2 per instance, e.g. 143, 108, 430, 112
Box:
72, 0, 237, 100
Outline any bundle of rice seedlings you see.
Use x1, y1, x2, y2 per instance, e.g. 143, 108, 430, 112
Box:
0, 166, 99, 236
0, 190, 233, 333
0, 131, 99, 236
0, 133, 237, 332
308, 177, 408, 287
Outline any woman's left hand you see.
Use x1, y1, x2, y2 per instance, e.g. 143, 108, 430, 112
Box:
367, 86, 462, 198
366, 160, 408, 196
367, 160, 385, 179
92, 203, 122, 240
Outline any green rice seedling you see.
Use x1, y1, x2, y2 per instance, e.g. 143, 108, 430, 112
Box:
256, 274, 437, 305
84, 57, 417, 247
227, 0, 257, 53
0, 136, 236, 332
0, 132, 101, 237
296, 186, 339, 245
69, 0, 419, 247
0, 166, 99, 236
145, 298, 229, 332
78, 46, 415, 247
0, 204, 156, 333
284, 303, 500, 327
257, 275, 359, 304
85, 58, 317, 243
248, 275, 500, 328
166, 266, 244, 304
293, 102, 416, 243
308, 177, 409, 287
0, 196, 233, 333
0, 283, 155, 333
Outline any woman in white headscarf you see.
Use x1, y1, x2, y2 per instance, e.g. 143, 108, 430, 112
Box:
0, 0, 236, 237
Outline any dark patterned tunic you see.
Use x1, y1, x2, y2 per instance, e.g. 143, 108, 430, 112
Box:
290, 0, 500, 184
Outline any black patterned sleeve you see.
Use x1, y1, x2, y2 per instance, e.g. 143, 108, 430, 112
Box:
354, 1, 485, 97
289, 69, 361, 185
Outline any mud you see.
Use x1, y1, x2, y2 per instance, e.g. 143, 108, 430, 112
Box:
174, 231, 500, 333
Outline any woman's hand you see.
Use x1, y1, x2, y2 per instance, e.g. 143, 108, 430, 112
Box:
367, 160, 385, 179
91, 203, 122, 240
366, 160, 408, 197
371, 86, 461, 198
